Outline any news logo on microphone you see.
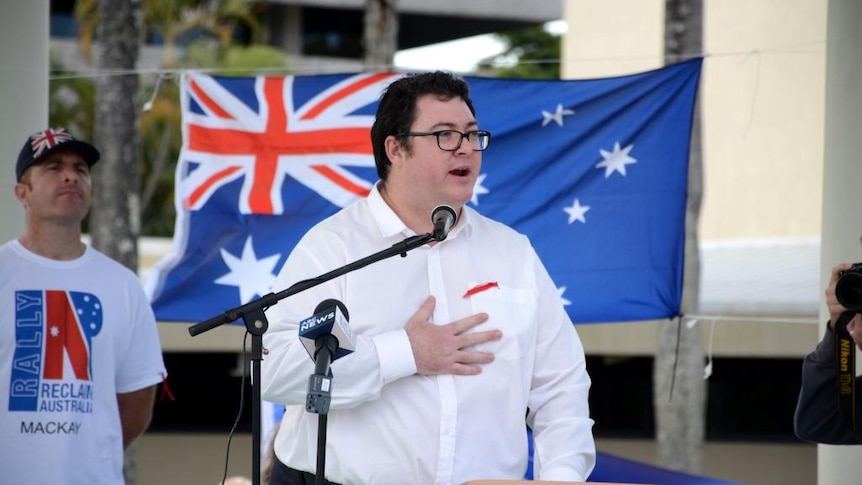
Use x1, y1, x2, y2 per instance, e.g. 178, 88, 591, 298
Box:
298, 302, 356, 362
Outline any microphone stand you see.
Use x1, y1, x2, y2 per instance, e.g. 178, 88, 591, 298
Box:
188, 232, 436, 485
309, 338, 336, 485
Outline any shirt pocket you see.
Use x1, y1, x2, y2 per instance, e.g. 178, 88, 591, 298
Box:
467, 284, 538, 360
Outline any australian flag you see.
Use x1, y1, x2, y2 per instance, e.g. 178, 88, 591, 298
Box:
146, 59, 703, 325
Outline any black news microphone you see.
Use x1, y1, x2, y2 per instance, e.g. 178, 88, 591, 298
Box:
299, 299, 355, 414
299, 299, 355, 364
431, 205, 457, 241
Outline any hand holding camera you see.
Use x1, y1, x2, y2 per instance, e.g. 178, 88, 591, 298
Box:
829, 263, 862, 349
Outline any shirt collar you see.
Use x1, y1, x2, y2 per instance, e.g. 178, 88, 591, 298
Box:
367, 181, 475, 240
368, 182, 411, 238
451, 206, 474, 240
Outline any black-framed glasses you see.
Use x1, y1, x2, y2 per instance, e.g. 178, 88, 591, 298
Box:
398, 129, 492, 151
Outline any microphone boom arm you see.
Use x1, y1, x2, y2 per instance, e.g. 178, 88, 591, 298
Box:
189, 232, 434, 336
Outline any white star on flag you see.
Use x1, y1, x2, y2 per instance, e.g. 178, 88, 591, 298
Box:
558, 286, 572, 307
596, 141, 637, 177
471, 173, 489, 205
215, 237, 281, 304
541, 103, 575, 127
564, 198, 590, 224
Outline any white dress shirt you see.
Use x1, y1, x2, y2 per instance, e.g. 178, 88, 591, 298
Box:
261, 184, 595, 485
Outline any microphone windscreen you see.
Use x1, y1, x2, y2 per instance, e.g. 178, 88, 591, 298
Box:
432, 205, 457, 225
431, 205, 457, 241
314, 298, 349, 321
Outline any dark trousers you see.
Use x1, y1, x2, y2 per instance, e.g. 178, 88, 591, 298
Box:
269, 458, 341, 485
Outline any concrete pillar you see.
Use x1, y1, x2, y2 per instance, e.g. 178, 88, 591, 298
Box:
819, 0, 862, 483
0, 0, 49, 241
269, 5, 304, 56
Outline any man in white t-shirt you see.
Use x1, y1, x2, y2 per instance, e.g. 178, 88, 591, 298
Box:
0, 127, 167, 484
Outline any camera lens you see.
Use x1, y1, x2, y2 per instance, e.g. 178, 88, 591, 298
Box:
835, 270, 862, 312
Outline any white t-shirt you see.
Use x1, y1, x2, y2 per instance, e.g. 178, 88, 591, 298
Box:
261, 184, 595, 485
0, 240, 166, 485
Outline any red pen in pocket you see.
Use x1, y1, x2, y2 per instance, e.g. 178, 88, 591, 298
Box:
463, 281, 499, 298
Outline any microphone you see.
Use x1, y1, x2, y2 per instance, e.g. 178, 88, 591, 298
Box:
299, 299, 355, 414
431, 205, 457, 241
299, 299, 355, 364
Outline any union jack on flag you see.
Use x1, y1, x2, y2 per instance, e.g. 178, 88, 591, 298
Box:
178, 72, 399, 215
147, 60, 702, 325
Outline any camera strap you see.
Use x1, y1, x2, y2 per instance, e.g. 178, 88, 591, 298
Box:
833, 312, 860, 433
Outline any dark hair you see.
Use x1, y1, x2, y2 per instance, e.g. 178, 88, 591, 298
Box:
370, 71, 476, 181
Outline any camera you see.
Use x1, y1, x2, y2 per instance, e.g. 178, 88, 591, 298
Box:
835, 263, 862, 312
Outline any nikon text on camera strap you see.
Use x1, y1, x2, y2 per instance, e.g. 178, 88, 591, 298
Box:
834, 312, 861, 434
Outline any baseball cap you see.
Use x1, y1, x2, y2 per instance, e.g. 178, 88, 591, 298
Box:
15, 127, 101, 182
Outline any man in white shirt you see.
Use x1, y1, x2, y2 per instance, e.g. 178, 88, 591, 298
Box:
261, 72, 595, 485
0, 127, 167, 484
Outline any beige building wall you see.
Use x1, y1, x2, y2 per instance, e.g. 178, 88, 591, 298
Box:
563, 0, 827, 242
563, 0, 664, 77
702, 0, 826, 240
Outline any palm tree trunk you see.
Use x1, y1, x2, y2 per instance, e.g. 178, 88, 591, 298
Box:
91, 0, 143, 483
653, 0, 705, 474
364, 0, 399, 70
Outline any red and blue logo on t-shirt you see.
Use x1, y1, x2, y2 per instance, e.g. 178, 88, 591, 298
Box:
8, 290, 102, 413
